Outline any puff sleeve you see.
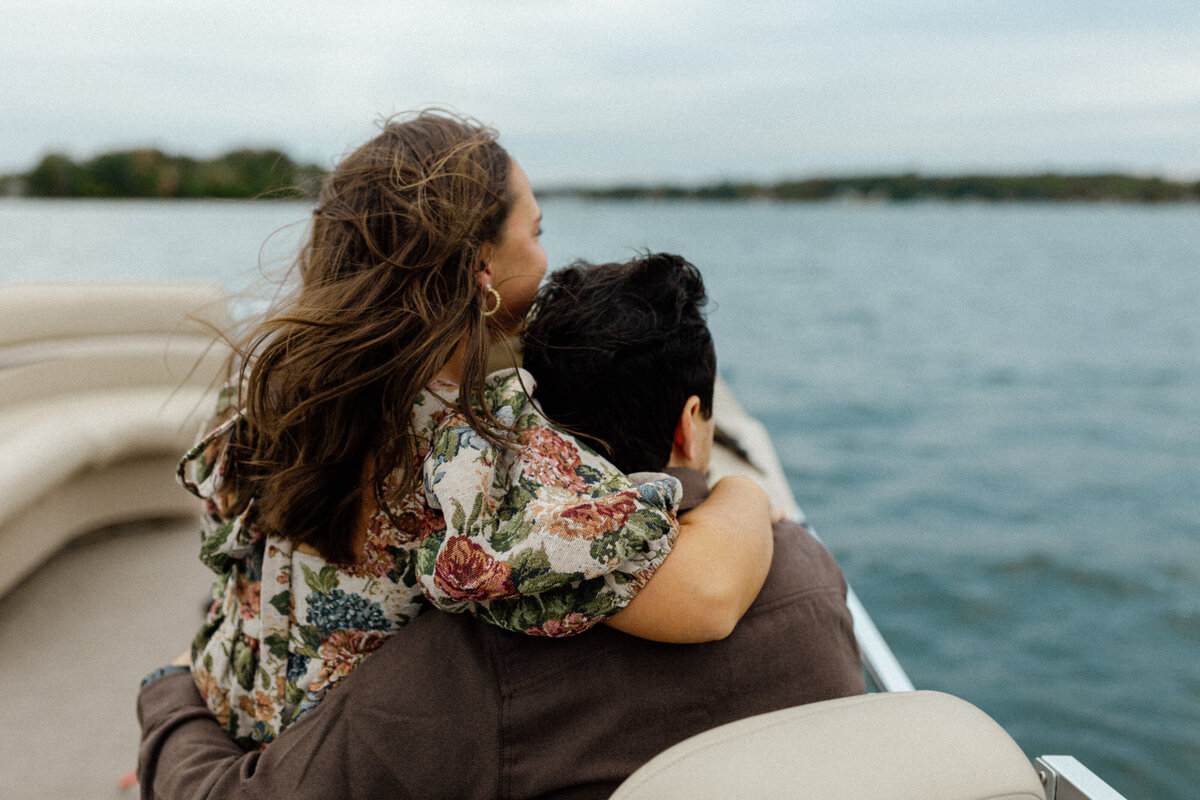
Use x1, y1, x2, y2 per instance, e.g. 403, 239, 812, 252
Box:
414, 369, 682, 636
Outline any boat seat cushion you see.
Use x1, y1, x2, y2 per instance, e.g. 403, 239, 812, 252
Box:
610, 690, 1045, 800
0, 387, 212, 597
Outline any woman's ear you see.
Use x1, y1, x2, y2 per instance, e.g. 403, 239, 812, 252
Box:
476, 244, 495, 290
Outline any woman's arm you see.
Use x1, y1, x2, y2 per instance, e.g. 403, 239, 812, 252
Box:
604, 474, 773, 643
415, 370, 685, 633
416, 370, 771, 641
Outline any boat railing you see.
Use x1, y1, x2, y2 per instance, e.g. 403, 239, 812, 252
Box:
708, 377, 915, 692
1036, 756, 1130, 800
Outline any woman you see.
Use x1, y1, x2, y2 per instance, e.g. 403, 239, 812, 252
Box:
162, 110, 773, 749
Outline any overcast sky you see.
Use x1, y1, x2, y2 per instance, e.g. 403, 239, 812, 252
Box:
3, 1, 1198, 184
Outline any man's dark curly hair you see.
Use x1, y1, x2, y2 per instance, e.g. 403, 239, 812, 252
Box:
521, 252, 716, 474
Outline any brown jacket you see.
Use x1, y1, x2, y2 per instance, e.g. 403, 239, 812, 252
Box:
138, 469, 864, 799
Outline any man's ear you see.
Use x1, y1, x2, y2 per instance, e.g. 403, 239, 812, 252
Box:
669, 395, 703, 467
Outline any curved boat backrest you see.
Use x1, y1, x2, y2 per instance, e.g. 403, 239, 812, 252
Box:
0, 283, 232, 598
0, 283, 231, 394
611, 691, 1046, 800
0, 283, 229, 347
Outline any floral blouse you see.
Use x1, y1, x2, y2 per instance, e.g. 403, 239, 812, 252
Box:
178, 368, 682, 749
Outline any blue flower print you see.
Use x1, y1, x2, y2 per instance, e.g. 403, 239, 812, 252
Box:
305, 588, 390, 639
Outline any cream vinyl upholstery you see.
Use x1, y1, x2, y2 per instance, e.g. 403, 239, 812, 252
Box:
0, 283, 229, 597
611, 691, 1046, 800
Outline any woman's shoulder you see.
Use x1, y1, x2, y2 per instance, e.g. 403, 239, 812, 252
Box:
481, 367, 539, 418
483, 366, 535, 393
422, 367, 538, 414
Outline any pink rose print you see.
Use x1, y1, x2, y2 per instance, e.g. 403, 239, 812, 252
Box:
546, 493, 639, 540
525, 612, 595, 637
313, 629, 387, 691
433, 535, 516, 601
235, 576, 261, 619
521, 426, 587, 492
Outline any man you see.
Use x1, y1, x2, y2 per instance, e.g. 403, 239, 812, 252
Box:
138, 253, 863, 799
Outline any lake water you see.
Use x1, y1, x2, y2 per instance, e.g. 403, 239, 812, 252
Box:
3, 198, 1198, 798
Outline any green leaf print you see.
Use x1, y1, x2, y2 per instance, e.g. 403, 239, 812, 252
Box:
465, 489, 484, 530
509, 548, 575, 595
301, 562, 340, 595
431, 428, 464, 463
199, 519, 236, 571
450, 498, 466, 532
225, 708, 241, 739
264, 632, 289, 661
481, 578, 614, 633
589, 530, 629, 564
477, 599, 543, 632
488, 512, 533, 553
563, 576, 607, 609
386, 547, 415, 586
192, 609, 223, 654
294, 624, 323, 659
489, 479, 536, 551
575, 464, 605, 491
630, 507, 672, 539
269, 590, 291, 617
232, 642, 258, 691
499, 478, 537, 520
414, 533, 441, 578
588, 508, 670, 563
284, 679, 306, 707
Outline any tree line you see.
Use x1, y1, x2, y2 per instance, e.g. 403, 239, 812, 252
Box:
1, 149, 324, 199
558, 173, 1200, 203
3, 149, 1197, 203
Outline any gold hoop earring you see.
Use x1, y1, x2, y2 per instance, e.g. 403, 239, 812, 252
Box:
482, 284, 502, 317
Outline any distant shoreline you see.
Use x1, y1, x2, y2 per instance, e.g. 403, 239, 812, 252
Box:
2, 148, 1198, 203
0, 149, 323, 201
541, 173, 1200, 204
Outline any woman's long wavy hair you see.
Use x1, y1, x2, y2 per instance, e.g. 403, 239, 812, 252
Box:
224, 111, 515, 563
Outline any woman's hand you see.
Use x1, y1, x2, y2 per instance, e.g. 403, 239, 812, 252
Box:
604, 474, 774, 642
169, 649, 191, 668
